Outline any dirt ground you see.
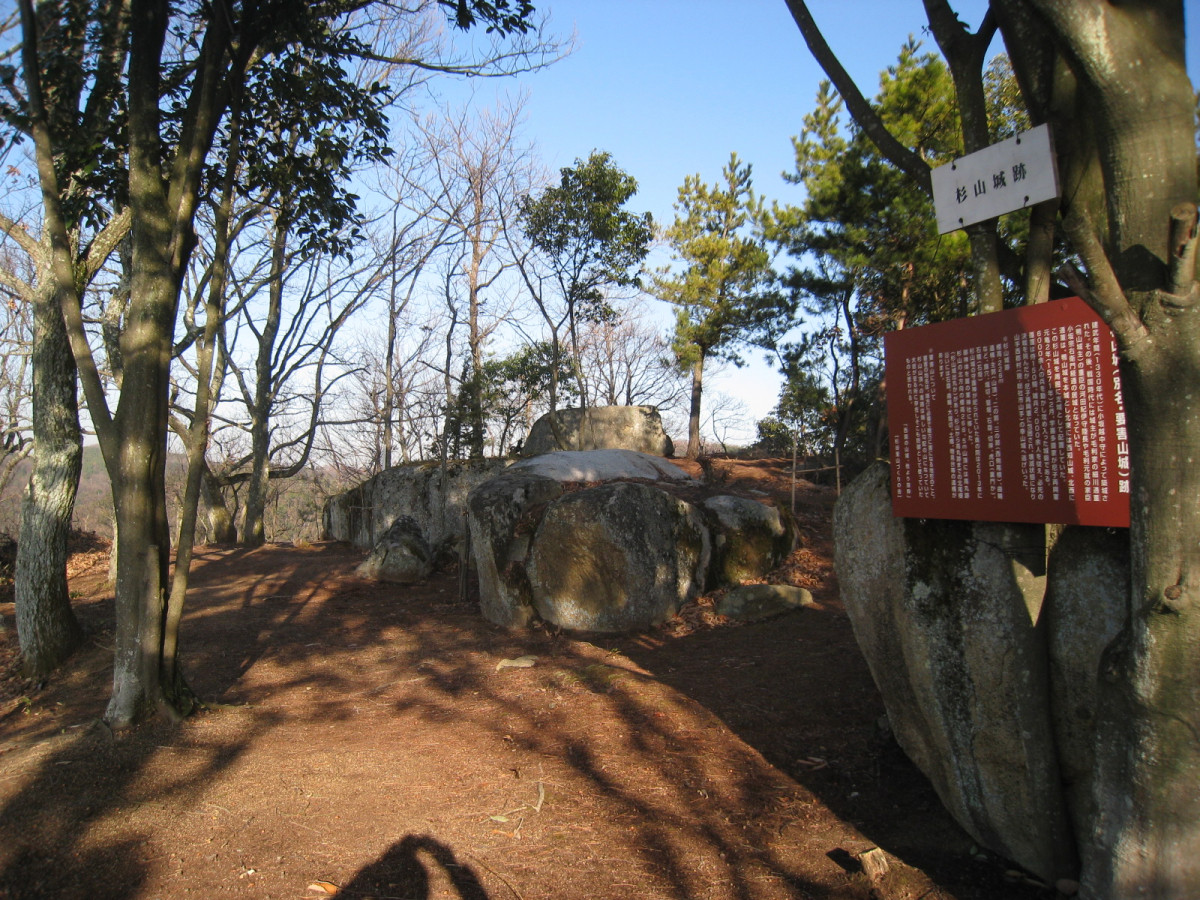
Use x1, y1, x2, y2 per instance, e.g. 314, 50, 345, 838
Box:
0, 459, 1056, 900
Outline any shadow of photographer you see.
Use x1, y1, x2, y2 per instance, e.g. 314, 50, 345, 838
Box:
338, 834, 492, 900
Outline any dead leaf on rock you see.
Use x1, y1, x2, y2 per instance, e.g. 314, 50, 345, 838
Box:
307, 881, 339, 895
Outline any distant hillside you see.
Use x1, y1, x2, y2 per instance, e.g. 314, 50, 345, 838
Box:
2, 446, 355, 546
0, 445, 113, 538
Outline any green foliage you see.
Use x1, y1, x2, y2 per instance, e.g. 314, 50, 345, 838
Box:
773, 362, 831, 448
771, 45, 974, 333
766, 43, 1004, 470
767, 47, 1034, 472
984, 55, 1030, 142
440, 342, 578, 458
0, 1, 129, 231
230, 37, 394, 257
752, 417, 794, 456
519, 150, 654, 317
655, 153, 791, 456
654, 153, 788, 364
437, 0, 537, 35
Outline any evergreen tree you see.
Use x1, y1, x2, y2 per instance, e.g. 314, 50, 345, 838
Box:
654, 153, 789, 459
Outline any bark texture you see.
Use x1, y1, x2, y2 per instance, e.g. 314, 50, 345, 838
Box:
15, 280, 83, 676
1013, 3, 1200, 895
686, 355, 704, 459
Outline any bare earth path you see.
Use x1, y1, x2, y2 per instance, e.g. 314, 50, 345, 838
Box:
0, 460, 1051, 900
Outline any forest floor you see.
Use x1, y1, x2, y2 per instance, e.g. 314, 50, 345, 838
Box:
0, 458, 1058, 900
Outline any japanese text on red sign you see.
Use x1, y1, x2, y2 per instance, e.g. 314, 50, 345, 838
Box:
886, 298, 1129, 527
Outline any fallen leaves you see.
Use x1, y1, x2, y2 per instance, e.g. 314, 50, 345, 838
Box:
485, 780, 547, 839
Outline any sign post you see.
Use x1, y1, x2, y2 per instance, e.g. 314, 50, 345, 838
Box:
885, 298, 1129, 527
931, 123, 1060, 234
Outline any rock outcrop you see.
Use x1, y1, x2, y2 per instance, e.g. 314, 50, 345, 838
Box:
834, 462, 1077, 883
526, 481, 710, 632
323, 459, 508, 560
521, 405, 674, 457
717, 583, 813, 622
355, 515, 434, 584
1043, 525, 1129, 842
467, 470, 565, 629
468, 450, 794, 634
703, 494, 793, 585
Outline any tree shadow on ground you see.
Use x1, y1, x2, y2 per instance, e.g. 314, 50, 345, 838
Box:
0, 540, 1042, 899
0, 711, 273, 899
614, 603, 1052, 898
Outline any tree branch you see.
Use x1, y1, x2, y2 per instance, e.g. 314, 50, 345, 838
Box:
1058, 206, 1150, 358
0, 264, 31, 304
0, 208, 38, 258
783, 0, 933, 195
1167, 202, 1199, 298
18, 0, 116, 445
80, 206, 132, 287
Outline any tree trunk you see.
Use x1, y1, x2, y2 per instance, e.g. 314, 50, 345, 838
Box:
1024, 198, 1058, 304
242, 208, 287, 548
201, 466, 237, 543
1086, 293, 1200, 897
1010, 3, 1198, 895
15, 279, 83, 676
102, 59, 204, 722
384, 278, 398, 470
104, 357, 197, 725
105, 417, 175, 725
104, 264, 195, 728
242, 418, 270, 547
545, 329, 570, 451
924, 3, 1005, 314
832, 288, 861, 466
467, 216, 487, 458
686, 352, 704, 459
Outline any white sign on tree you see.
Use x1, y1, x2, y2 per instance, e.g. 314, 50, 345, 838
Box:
931, 123, 1060, 234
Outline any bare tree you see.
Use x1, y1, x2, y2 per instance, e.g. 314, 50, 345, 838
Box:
213, 222, 385, 546
403, 96, 536, 457
0, 249, 33, 508
702, 391, 751, 456
0, 160, 128, 678
376, 186, 454, 469
11, 0, 560, 727
574, 303, 687, 413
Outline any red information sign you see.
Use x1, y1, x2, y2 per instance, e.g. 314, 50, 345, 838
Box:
885, 297, 1129, 526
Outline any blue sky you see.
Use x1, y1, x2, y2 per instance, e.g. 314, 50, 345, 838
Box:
438, 1, 1200, 441
513, 1, 997, 221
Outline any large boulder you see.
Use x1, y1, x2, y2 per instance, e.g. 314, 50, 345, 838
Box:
527, 481, 710, 632
717, 584, 813, 622
834, 463, 1076, 884
521, 405, 674, 457
323, 458, 508, 558
703, 494, 795, 584
467, 470, 565, 629
468, 450, 791, 634
355, 515, 433, 584
1043, 525, 1129, 843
